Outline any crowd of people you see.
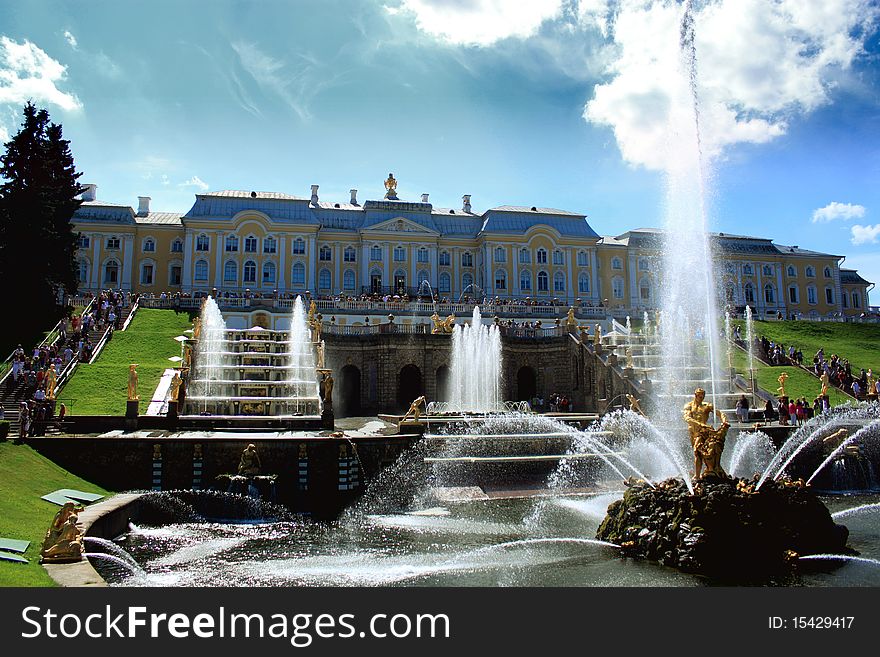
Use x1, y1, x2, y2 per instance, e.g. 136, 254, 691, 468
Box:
5, 289, 130, 437
529, 393, 572, 413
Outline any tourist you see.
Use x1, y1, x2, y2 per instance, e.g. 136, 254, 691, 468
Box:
788, 399, 797, 425
763, 398, 775, 422
735, 395, 749, 423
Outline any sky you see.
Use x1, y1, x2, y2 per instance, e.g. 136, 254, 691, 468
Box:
1, 0, 879, 298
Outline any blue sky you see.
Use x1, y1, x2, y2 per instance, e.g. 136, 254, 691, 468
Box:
1, 0, 879, 296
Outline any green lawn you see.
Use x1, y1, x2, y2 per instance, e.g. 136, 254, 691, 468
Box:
0, 443, 111, 586
58, 308, 195, 415
734, 319, 880, 374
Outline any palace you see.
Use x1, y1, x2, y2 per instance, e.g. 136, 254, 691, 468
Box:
70, 178, 873, 320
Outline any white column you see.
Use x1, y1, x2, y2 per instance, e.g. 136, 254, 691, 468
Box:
453, 247, 460, 298
483, 244, 491, 294
756, 264, 764, 313
512, 248, 519, 298
121, 235, 134, 290
361, 242, 369, 292
307, 236, 316, 292
90, 236, 100, 289
566, 248, 574, 303
383, 245, 390, 289
776, 264, 785, 315
589, 248, 599, 302
214, 231, 224, 287
278, 236, 286, 291
627, 253, 638, 310
431, 244, 439, 289
182, 233, 194, 290
409, 245, 416, 291
335, 243, 341, 293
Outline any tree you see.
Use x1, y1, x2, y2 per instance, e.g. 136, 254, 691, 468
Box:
0, 102, 84, 351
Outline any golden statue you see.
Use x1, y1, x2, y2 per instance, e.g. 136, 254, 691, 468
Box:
320, 370, 334, 403
384, 172, 398, 199
593, 324, 602, 346
46, 363, 58, 400
565, 307, 577, 330
192, 317, 202, 341
430, 312, 456, 334
40, 502, 84, 563
626, 394, 645, 416
238, 443, 261, 476
403, 395, 427, 422
777, 371, 789, 398
822, 428, 848, 451
625, 347, 635, 369
683, 388, 730, 480
169, 371, 183, 402
127, 364, 139, 401
316, 340, 325, 369
819, 371, 830, 397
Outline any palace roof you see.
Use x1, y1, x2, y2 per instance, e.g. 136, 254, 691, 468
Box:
840, 269, 872, 285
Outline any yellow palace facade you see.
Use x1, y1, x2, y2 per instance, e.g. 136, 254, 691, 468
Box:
70, 179, 873, 319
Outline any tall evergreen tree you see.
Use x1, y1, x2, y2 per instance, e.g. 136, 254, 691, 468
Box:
0, 102, 84, 350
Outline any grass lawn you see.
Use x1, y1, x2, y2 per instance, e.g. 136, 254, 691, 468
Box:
58, 308, 195, 415
728, 346, 850, 406
734, 319, 880, 374
0, 442, 111, 586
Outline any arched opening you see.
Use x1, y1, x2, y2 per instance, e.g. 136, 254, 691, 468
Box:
339, 365, 362, 417
435, 365, 449, 401
397, 364, 423, 412
516, 366, 537, 402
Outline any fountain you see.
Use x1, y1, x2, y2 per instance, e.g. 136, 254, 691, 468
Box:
446, 307, 502, 414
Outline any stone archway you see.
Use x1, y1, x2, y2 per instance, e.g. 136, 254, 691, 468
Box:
516, 366, 537, 402
397, 364, 424, 412
339, 365, 361, 417
435, 365, 449, 402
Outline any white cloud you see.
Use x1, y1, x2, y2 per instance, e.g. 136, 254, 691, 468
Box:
179, 175, 209, 191
0, 36, 82, 111
851, 224, 880, 245
390, 0, 565, 47
161, 174, 170, 186
63, 30, 78, 50
582, 0, 878, 170
812, 202, 866, 223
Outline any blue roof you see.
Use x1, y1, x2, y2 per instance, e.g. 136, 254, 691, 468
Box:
480, 208, 599, 238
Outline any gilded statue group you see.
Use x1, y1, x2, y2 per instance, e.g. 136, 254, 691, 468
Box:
40, 502, 84, 563
430, 312, 456, 334
683, 387, 730, 480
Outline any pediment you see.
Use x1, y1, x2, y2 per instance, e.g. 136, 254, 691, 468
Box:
361, 216, 439, 236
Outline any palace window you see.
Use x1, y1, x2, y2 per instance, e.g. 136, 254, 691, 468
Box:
263, 237, 277, 254
225, 235, 239, 252
344, 246, 357, 262
853, 292, 861, 308
169, 264, 182, 286
196, 234, 210, 252
842, 294, 848, 309
194, 259, 209, 281
78, 235, 90, 249
825, 288, 834, 304
494, 247, 506, 263
520, 248, 531, 264
319, 245, 332, 261
787, 265, 796, 277
244, 235, 258, 253
824, 266, 832, 278
224, 261, 237, 283
553, 250, 564, 266
371, 245, 382, 261
78, 260, 89, 283
394, 246, 406, 262
439, 273, 451, 293
292, 238, 306, 255
744, 282, 755, 303
461, 252, 473, 267
462, 273, 473, 292
106, 236, 120, 250
262, 262, 276, 285
639, 278, 651, 301
495, 270, 507, 291
417, 247, 429, 263
536, 249, 547, 265
319, 269, 331, 290
807, 286, 817, 304
743, 264, 753, 275
638, 258, 649, 271
788, 286, 799, 304
141, 263, 154, 285
104, 260, 119, 284
806, 266, 815, 277
612, 277, 624, 299
171, 239, 183, 253
520, 270, 532, 291
243, 260, 257, 284
577, 251, 588, 267
579, 274, 590, 294
554, 271, 565, 292
439, 251, 450, 266
343, 270, 356, 290
292, 262, 306, 286
537, 271, 549, 292
764, 283, 776, 304
611, 257, 623, 270
763, 264, 773, 276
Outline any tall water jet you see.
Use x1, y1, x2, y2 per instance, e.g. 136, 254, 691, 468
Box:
447, 307, 502, 413
192, 296, 227, 411
657, 0, 722, 430
744, 304, 755, 386
287, 296, 321, 415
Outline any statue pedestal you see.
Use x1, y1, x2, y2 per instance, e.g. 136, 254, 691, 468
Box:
398, 420, 426, 436
167, 400, 178, 427
125, 399, 139, 429
321, 403, 335, 430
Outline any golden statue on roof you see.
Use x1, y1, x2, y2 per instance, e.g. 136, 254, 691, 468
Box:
384, 173, 398, 199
